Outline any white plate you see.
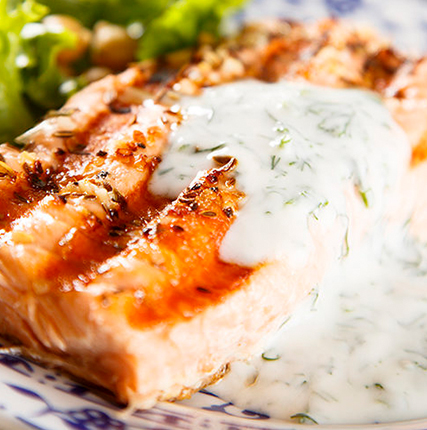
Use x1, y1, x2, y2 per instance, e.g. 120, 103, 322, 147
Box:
2, 0, 427, 429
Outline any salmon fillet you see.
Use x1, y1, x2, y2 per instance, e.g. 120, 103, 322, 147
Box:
0, 19, 426, 408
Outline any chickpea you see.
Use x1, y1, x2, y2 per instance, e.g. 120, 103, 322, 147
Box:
90, 21, 138, 71
43, 15, 92, 69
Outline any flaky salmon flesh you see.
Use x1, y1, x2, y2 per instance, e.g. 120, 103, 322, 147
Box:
1, 19, 427, 408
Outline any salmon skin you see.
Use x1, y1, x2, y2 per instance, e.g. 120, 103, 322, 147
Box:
0, 19, 426, 408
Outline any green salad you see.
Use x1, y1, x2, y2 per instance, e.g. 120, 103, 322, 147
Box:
0, 0, 247, 143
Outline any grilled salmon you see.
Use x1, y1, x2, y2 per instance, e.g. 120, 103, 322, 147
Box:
0, 19, 426, 408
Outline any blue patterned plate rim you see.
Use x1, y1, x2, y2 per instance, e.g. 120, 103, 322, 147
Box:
2, 0, 427, 429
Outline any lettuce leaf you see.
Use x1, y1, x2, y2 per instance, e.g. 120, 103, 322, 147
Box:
35, 0, 173, 28
1, 0, 247, 142
20, 21, 76, 109
137, 0, 247, 60
0, 0, 76, 143
0, 0, 44, 143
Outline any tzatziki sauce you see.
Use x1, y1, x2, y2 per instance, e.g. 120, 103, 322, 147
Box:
150, 79, 408, 267
211, 224, 427, 425
149, 79, 422, 424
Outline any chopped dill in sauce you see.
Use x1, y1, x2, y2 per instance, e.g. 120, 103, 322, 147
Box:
290, 413, 319, 424
208, 224, 427, 425
150, 79, 407, 267
153, 78, 423, 425
261, 350, 281, 361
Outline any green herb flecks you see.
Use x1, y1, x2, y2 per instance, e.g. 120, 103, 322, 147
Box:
265, 109, 279, 123
279, 316, 291, 329
271, 155, 281, 170
194, 143, 226, 153
308, 101, 355, 138
414, 361, 427, 371
339, 215, 350, 258
289, 159, 312, 171
279, 131, 292, 148
178, 143, 191, 152
309, 286, 320, 310
342, 227, 350, 258
290, 412, 318, 425
318, 112, 355, 138
309, 200, 329, 220
374, 383, 385, 390
261, 350, 281, 361
357, 186, 372, 208
266, 109, 293, 148
158, 167, 174, 176
283, 190, 309, 207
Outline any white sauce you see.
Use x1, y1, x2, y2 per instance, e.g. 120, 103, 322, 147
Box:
150, 79, 408, 267
149, 79, 424, 424
211, 225, 427, 425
